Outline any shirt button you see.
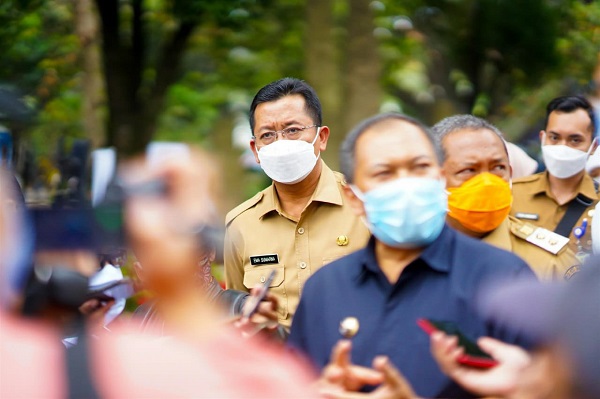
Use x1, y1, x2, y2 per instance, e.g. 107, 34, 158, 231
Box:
260, 276, 266, 283
298, 227, 305, 235
299, 262, 307, 269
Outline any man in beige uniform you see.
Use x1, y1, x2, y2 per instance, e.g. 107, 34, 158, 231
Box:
225, 78, 369, 328
511, 96, 598, 261
433, 115, 579, 280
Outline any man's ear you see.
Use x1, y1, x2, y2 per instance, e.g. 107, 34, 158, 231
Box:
250, 139, 260, 164
317, 126, 330, 152
539, 130, 546, 143
342, 184, 366, 217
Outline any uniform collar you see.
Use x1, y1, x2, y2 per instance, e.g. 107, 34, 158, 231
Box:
359, 225, 454, 279
536, 171, 598, 201
256, 161, 344, 219
481, 218, 512, 252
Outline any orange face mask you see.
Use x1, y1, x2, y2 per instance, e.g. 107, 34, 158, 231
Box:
447, 172, 512, 233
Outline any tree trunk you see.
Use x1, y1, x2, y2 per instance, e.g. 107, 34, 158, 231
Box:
74, 0, 105, 149
304, 0, 343, 169
341, 0, 381, 142
135, 21, 196, 150
94, 0, 197, 156
94, 0, 138, 155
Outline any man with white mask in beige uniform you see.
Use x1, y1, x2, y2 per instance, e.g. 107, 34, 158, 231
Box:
225, 78, 370, 330
511, 95, 598, 266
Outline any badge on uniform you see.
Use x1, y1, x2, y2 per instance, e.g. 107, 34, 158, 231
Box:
525, 228, 569, 255
515, 212, 539, 221
250, 254, 279, 266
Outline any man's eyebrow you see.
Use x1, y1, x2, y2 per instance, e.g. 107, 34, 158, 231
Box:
370, 155, 433, 168
548, 130, 585, 138
257, 120, 303, 131
449, 159, 478, 169
409, 155, 436, 163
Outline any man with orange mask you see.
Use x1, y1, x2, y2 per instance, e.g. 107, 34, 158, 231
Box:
433, 115, 579, 281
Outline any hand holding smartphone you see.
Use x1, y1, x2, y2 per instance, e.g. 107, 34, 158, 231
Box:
241, 270, 276, 320
418, 318, 498, 369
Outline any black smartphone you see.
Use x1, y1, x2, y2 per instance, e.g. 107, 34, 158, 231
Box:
417, 318, 498, 369
87, 278, 135, 301
241, 270, 277, 320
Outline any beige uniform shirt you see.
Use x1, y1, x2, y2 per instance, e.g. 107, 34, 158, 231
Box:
224, 163, 370, 328
511, 172, 598, 255
483, 217, 580, 281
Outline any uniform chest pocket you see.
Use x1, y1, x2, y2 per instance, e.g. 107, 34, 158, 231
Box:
243, 265, 287, 319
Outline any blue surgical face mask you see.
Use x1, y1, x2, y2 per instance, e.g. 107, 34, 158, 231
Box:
352, 177, 448, 249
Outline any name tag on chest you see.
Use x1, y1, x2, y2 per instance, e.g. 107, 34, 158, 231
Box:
250, 254, 279, 266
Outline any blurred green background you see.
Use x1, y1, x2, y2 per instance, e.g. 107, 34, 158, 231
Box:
1, 0, 599, 210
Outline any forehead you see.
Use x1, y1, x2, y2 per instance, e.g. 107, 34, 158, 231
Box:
547, 109, 593, 136
253, 94, 310, 128
355, 120, 437, 164
443, 128, 508, 161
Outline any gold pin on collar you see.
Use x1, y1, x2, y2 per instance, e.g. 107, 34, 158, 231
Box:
336, 235, 349, 246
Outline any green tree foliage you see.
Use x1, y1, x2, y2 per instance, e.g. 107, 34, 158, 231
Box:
378, 0, 599, 133
0, 0, 83, 151
1, 0, 599, 176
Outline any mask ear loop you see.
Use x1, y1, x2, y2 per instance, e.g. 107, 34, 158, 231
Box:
349, 184, 365, 201
348, 185, 372, 229
311, 127, 322, 160
311, 127, 321, 145
587, 138, 597, 156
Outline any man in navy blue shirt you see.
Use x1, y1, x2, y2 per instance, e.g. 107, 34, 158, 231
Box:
288, 113, 535, 398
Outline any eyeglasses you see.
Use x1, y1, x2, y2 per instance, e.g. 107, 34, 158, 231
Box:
254, 125, 319, 146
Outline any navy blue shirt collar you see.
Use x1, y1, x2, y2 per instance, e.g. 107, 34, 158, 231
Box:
359, 225, 454, 279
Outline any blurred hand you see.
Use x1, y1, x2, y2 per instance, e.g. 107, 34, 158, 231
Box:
234, 286, 280, 339
322, 356, 418, 399
430, 331, 530, 397
79, 298, 115, 330
317, 340, 385, 395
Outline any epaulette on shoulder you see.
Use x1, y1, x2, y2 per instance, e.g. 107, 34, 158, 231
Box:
226, 192, 264, 226
508, 215, 569, 255
332, 170, 348, 186
512, 172, 542, 185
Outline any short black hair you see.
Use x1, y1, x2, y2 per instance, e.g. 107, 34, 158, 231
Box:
432, 114, 507, 162
249, 78, 322, 134
340, 112, 441, 184
545, 95, 596, 137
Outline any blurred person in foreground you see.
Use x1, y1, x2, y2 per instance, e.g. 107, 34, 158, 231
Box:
289, 113, 535, 398
0, 153, 318, 398
430, 260, 600, 399
432, 114, 579, 280
510, 95, 598, 258
225, 78, 370, 331
127, 151, 283, 339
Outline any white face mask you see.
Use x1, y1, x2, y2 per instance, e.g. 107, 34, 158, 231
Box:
89, 263, 125, 326
257, 128, 320, 184
541, 134, 596, 179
